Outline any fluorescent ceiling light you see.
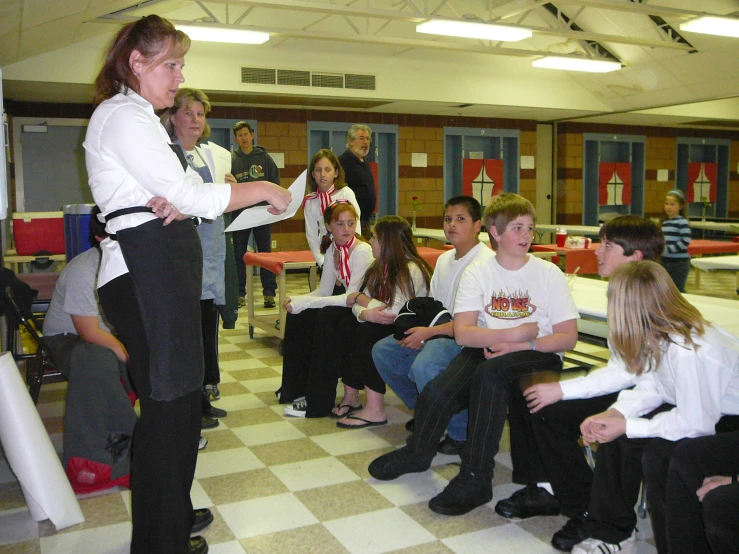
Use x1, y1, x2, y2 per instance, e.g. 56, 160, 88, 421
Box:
177, 25, 269, 44
680, 16, 739, 38
416, 19, 532, 42
532, 56, 621, 73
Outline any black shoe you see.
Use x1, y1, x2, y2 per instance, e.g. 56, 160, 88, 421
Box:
188, 536, 208, 554
191, 508, 214, 534
201, 416, 219, 430
203, 405, 228, 418
405, 418, 415, 432
264, 296, 276, 308
437, 435, 464, 455
552, 514, 589, 552
428, 470, 493, 516
368, 447, 433, 481
495, 483, 561, 519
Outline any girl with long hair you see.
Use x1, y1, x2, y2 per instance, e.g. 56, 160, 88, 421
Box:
280, 201, 374, 417
303, 149, 362, 266
336, 215, 434, 428
569, 260, 739, 554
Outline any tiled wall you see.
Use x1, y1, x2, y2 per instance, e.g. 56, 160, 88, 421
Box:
556, 122, 739, 225
5, 100, 739, 251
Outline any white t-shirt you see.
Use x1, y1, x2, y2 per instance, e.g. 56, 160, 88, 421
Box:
454, 255, 579, 344
430, 242, 494, 312
303, 187, 361, 266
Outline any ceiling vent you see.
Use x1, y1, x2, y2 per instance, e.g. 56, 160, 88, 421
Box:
241, 67, 375, 91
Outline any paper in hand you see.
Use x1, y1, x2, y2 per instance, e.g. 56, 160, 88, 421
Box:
225, 170, 306, 232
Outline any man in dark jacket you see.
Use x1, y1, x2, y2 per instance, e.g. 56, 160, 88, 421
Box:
231, 121, 281, 308
338, 124, 375, 237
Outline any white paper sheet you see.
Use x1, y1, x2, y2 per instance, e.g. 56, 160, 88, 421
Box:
0, 352, 84, 530
225, 170, 306, 232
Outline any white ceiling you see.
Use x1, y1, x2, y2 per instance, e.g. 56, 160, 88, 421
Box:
2, 0, 739, 129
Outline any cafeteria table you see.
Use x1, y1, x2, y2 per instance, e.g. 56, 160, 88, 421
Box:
689, 239, 739, 287
691, 255, 739, 294
530, 243, 601, 275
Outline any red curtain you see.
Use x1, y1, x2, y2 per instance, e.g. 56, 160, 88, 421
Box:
369, 162, 379, 213
598, 162, 632, 206
462, 159, 504, 205
687, 162, 717, 203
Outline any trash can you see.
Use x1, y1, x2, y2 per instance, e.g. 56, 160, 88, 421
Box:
63, 204, 96, 262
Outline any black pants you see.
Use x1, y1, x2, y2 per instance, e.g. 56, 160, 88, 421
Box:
527, 393, 620, 516
200, 299, 220, 386
507, 378, 548, 486
99, 274, 201, 554
408, 347, 562, 480
345, 321, 396, 394
232, 220, 276, 297
280, 305, 358, 417
660, 257, 690, 293
661, 426, 739, 554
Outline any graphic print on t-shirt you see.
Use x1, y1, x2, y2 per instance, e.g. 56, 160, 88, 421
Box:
249, 164, 264, 179
484, 289, 536, 320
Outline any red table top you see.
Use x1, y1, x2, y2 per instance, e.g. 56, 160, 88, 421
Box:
688, 240, 739, 256
531, 244, 600, 274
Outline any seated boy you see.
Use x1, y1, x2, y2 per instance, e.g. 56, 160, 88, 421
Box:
368, 193, 579, 516
495, 215, 665, 552
372, 196, 494, 455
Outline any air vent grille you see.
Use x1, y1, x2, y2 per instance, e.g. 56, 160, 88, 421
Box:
312, 73, 344, 88
277, 69, 311, 87
240, 67, 376, 91
345, 74, 375, 90
241, 67, 276, 85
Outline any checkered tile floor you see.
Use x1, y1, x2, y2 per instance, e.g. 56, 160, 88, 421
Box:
5, 264, 734, 553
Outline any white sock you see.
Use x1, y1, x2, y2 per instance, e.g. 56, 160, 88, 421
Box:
537, 482, 554, 495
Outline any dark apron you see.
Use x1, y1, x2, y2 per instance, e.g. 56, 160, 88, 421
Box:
114, 217, 204, 401
105, 143, 206, 401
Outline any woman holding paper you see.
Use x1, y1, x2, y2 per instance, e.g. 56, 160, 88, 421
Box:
84, 15, 290, 554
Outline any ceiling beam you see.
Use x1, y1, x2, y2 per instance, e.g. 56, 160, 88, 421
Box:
545, 0, 712, 20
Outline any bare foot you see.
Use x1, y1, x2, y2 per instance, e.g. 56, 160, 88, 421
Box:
332, 394, 361, 417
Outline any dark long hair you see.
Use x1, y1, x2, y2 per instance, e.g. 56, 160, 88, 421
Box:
361, 216, 432, 305
308, 149, 346, 192
93, 15, 190, 105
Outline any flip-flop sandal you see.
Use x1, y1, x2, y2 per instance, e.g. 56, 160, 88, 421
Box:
329, 403, 363, 419
336, 415, 388, 429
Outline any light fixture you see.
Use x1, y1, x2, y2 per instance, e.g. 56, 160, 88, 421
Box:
532, 56, 622, 73
177, 25, 269, 44
416, 19, 532, 42
680, 16, 739, 38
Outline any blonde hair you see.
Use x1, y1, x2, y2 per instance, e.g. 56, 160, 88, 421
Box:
161, 88, 212, 141
483, 193, 536, 249
607, 260, 707, 375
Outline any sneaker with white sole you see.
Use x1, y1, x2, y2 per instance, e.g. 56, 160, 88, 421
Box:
571, 531, 636, 554
203, 383, 220, 401
284, 397, 307, 417
198, 436, 208, 450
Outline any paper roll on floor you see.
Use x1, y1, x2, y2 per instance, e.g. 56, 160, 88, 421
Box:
0, 352, 84, 530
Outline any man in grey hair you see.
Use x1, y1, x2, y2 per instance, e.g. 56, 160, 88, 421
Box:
339, 124, 375, 236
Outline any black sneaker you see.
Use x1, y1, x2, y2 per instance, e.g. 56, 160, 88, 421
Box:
264, 296, 276, 308
201, 416, 219, 430
405, 418, 415, 432
495, 483, 561, 519
437, 435, 464, 455
203, 405, 228, 418
368, 447, 433, 481
552, 514, 589, 552
428, 470, 493, 516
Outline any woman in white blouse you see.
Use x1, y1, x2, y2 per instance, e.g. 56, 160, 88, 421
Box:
280, 201, 373, 418
569, 261, 739, 554
302, 149, 361, 266
84, 15, 290, 554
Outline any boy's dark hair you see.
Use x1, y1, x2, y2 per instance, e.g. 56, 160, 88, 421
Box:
483, 193, 536, 248
599, 215, 664, 261
445, 196, 482, 222
233, 121, 254, 136
88, 206, 108, 249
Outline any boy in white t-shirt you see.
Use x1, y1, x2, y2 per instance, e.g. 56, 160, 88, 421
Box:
369, 193, 579, 516
372, 196, 494, 454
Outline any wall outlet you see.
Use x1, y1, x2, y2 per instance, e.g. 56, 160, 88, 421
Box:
271, 240, 277, 248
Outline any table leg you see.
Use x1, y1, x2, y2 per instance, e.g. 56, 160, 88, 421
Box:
277, 270, 287, 338
246, 264, 255, 330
